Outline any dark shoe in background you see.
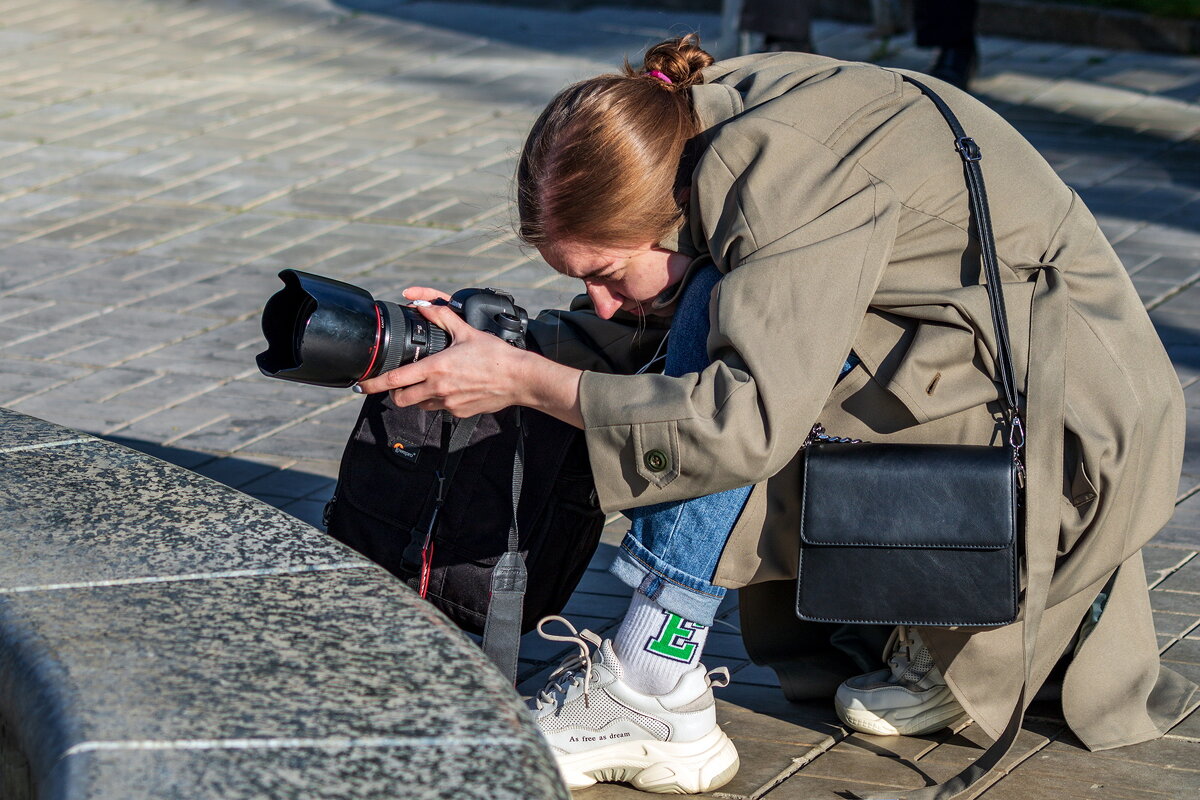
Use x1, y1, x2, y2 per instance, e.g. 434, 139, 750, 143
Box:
928, 41, 978, 90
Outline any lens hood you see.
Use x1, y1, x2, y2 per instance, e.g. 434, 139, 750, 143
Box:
257, 269, 382, 387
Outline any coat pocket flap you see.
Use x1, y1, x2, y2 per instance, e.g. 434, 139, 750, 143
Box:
800, 442, 1017, 549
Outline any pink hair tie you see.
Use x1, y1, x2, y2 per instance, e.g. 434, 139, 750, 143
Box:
646, 70, 673, 85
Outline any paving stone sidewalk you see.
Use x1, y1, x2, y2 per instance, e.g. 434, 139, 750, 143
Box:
0, 0, 1197, 797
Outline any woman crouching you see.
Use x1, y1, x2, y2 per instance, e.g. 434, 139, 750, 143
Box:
359, 35, 1195, 796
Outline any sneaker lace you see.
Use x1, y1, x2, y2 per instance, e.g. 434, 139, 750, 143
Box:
532, 615, 603, 713
883, 624, 934, 686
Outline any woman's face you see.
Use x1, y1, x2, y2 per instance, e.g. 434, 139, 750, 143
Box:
539, 239, 692, 320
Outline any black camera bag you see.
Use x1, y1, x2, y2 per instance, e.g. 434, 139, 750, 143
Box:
324, 391, 605, 674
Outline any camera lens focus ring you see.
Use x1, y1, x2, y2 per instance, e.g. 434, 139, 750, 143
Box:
424, 323, 449, 358
376, 301, 407, 376
374, 301, 451, 379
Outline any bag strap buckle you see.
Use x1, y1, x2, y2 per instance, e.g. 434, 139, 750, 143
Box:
1008, 416, 1025, 450
956, 136, 982, 162
1009, 416, 1027, 487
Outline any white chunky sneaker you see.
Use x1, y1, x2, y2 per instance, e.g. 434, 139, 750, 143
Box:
528, 616, 740, 794
835, 625, 970, 736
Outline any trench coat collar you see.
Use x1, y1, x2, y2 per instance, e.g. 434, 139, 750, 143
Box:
689, 76, 745, 134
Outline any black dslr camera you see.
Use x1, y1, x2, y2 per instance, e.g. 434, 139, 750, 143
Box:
256, 269, 529, 388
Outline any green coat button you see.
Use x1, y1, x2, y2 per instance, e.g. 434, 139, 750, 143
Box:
644, 449, 669, 472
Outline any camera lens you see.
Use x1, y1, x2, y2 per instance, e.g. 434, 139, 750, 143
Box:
376, 301, 449, 372
257, 270, 379, 387
257, 270, 450, 388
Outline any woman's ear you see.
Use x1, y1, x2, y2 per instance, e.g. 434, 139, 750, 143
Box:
675, 186, 691, 206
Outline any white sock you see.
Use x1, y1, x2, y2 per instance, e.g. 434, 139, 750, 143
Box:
612, 593, 709, 695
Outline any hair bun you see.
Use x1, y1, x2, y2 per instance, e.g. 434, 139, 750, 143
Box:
632, 34, 714, 90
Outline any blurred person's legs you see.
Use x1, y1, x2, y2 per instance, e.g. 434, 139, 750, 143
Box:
914, 0, 979, 90
739, 0, 817, 53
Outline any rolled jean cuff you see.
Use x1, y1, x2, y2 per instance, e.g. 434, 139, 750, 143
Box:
609, 536, 726, 627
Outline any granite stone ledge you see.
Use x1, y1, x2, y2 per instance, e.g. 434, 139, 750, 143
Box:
0, 408, 96, 454
1, 570, 564, 799
0, 409, 567, 799
53, 744, 568, 800
0, 439, 361, 590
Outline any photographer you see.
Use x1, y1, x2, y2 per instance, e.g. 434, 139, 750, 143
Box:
356, 37, 1195, 795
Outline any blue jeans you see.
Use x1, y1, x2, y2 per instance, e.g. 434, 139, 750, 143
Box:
610, 264, 856, 626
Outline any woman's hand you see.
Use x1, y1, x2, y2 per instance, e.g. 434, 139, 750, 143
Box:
355, 301, 585, 428
401, 287, 452, 303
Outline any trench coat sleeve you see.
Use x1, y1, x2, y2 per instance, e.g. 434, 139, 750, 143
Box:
578, 126, 900, 512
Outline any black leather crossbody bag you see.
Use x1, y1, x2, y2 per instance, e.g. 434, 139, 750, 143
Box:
796, 75, 1026, 629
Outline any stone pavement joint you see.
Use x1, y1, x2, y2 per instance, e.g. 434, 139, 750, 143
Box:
0, 0, 1197, 798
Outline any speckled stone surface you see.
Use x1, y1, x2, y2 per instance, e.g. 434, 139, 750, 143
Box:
0, 410, 567, 799
3, 571, 534, 748
5, 570, 564, 799
55, 744, 566, 800
0, 407, 97, 453
0, 439, 363, 590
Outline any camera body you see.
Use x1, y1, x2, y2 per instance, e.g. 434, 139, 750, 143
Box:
447, 288, 528, 348
256, 269, 528, 388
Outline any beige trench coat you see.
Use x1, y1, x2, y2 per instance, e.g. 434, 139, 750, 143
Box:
528, 52, 1198, 751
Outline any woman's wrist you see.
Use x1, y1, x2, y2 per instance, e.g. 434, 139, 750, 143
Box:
513, 348, 585, 429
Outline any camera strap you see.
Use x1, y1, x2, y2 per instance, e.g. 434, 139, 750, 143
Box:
482, 407, 528, 683
421, 408, 527, 684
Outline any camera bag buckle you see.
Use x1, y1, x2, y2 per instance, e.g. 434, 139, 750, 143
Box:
418, 492, 442, 600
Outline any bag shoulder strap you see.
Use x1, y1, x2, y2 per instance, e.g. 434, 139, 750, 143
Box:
900, 74, 1022, 433
861, 74, 1060, 800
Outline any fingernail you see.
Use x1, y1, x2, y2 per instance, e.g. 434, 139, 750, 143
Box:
352, 385, 364, 394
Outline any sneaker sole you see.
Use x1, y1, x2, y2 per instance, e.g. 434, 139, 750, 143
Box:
835, 695, 969, 737
555, 726, 740, 794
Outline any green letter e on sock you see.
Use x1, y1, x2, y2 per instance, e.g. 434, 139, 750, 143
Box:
646, 613, 700, 663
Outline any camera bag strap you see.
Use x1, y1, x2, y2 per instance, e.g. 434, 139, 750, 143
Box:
415, 412, 480, 598
856, 73, 1065, 800
482, 407, 527, 683
418, 408, 527, 684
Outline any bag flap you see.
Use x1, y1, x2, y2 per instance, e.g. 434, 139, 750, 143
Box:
801, 442, 1016, 549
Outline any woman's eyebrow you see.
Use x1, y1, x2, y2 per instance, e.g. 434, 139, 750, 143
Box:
578, 261, 620, 280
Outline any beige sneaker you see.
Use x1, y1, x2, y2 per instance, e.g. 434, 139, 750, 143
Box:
528, 616, 740, 794
835, 625, 969, 736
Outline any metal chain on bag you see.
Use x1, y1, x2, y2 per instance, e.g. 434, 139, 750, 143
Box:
802, 423, 862, 448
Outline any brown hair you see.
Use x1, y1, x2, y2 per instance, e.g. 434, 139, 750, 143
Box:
516, 35, 714, 250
